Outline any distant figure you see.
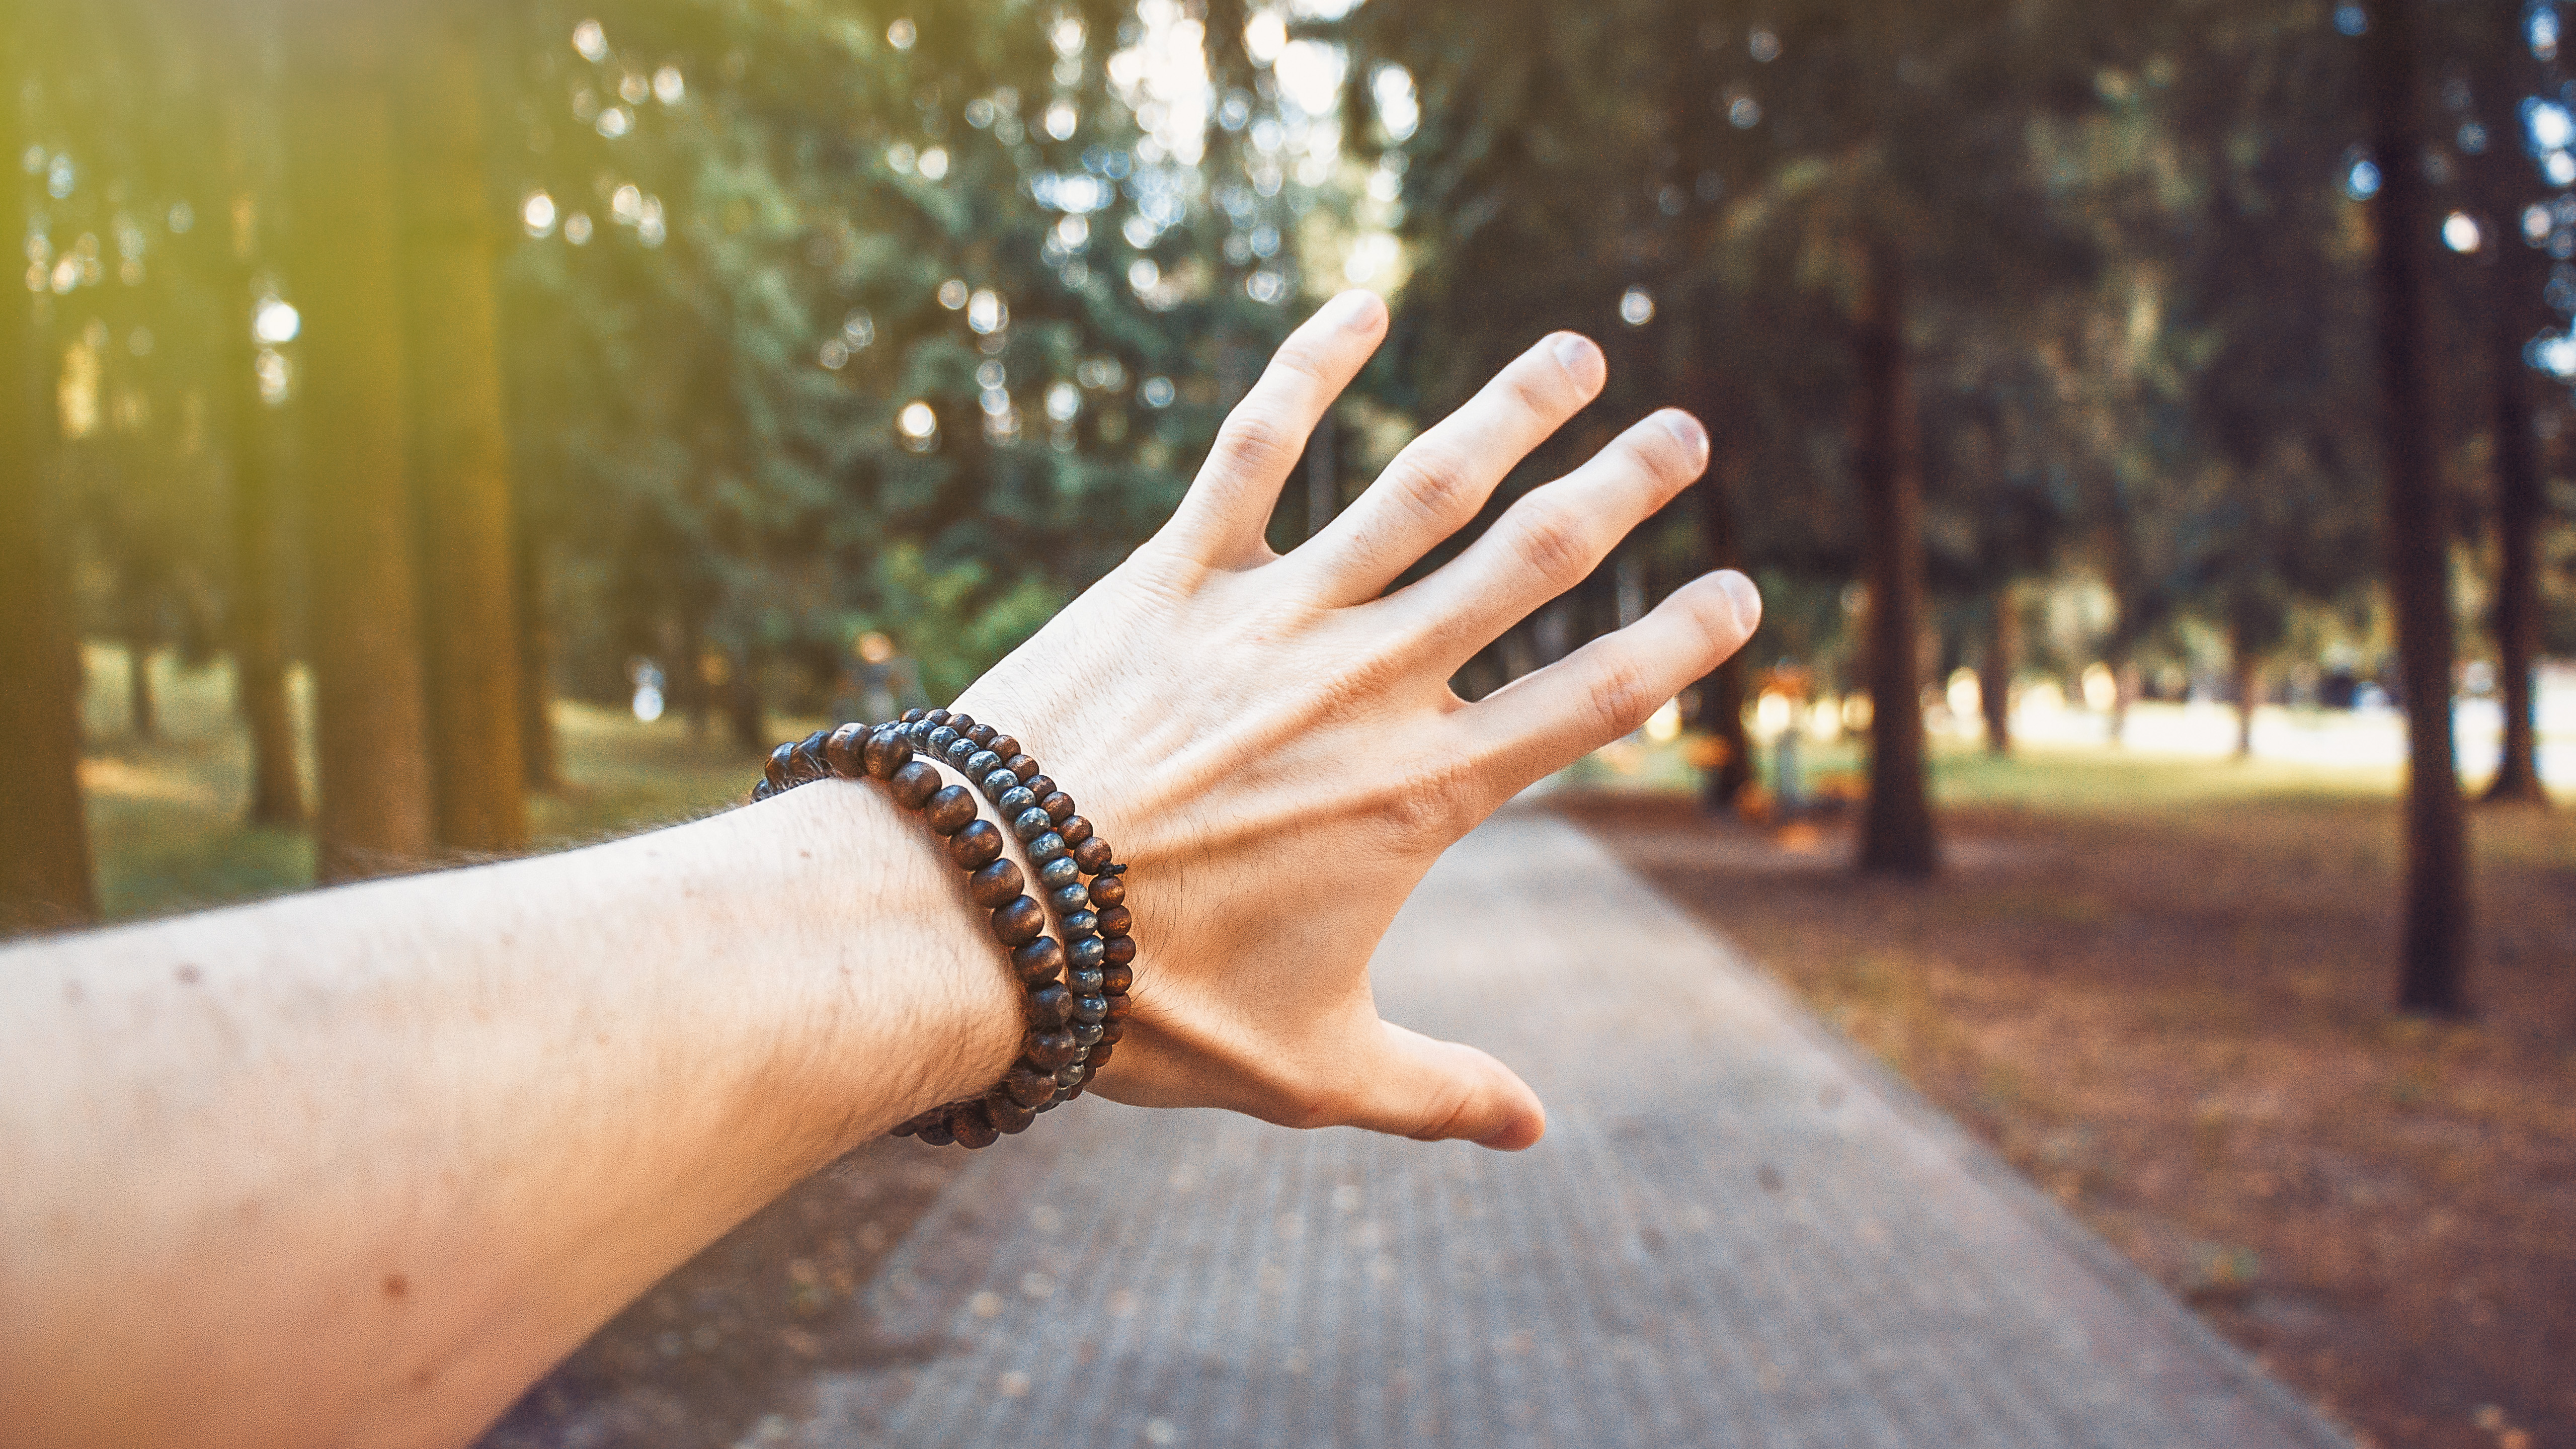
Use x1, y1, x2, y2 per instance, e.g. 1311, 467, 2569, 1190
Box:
843, 631, 923, 725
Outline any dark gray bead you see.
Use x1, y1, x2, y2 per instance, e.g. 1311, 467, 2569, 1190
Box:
999, 786, 1037, 816
1068, 965, 1105, 995
1029, 832, 1068, 863
1068, 936, 1106, 970
965, 750, 1002, 779
1072, 1022, 1104, 1048
944, 740, 978, 769
983, 768, 1021, 800
1051, 884, 1090, 915
926, 725, 960, 754
1063, 908, 1099, 937
1072, 995, 1109, 1024
1014, 807, 1054, 842
1038, 855, 1082, 890
1055, 1062, 1088, 1087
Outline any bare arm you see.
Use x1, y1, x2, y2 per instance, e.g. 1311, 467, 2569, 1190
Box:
0, 292, 1761, 1448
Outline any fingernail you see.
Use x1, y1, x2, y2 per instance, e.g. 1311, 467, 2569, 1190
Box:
1325, 289, 1384, 332
1551, 333, 1602, 385
1660, 410, 1709, 463
1716, 569, 1762, 632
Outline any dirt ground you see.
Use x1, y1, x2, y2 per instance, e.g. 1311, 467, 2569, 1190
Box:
1554, 785, 2576, 1449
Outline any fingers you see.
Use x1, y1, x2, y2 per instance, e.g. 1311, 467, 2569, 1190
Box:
1335, 1021, 1547, 1151
1159, 290, 1389, 569
1291, 331, 1607, 605
1389, 409, 1710, 665
1461, 570, 1763, 795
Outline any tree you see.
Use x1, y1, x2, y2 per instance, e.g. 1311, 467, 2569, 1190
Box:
0, 17, 99, 931
397, 0, 527, 854
279, 0, 437, 880
2365, 0, 2474, 1014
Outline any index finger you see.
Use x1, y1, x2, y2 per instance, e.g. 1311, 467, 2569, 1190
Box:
1157, 290, 1388, 570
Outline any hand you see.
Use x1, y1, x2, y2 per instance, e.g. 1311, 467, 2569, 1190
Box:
956, 290, 1760, 1151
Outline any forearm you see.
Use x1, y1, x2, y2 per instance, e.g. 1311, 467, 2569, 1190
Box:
0, 780, 1018, 1449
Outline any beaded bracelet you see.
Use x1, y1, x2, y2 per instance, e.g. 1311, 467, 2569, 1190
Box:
751, 708, 1134, 1150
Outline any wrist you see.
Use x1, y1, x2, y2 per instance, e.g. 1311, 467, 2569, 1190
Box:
743, 779, 1024, 1162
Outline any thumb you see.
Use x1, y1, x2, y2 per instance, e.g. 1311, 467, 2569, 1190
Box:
1339, 1020, 1546, 1151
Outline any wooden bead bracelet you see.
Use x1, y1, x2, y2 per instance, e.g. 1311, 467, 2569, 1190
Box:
751, 708, 1134, 1150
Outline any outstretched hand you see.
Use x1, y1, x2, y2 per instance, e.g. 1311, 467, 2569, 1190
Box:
957, 291, 1761, 1151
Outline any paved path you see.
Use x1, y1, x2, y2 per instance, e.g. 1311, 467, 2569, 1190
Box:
771, 813, 2350, 1448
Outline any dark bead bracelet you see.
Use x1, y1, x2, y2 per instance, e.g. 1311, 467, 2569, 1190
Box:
751, 707, 1135, 1150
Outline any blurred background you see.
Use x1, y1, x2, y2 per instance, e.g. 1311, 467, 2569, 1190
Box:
2, 0, 2571, 1445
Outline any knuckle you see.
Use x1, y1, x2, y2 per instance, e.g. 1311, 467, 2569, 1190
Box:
1373, 748, 1481, 848
1212, 408, 1301, 476
1502, 495, 1596, 588
1504, 359, 1570, 419
1628, 422, 1703, 488
1384, 443, 1484, 528
1584, 653, 1661, 739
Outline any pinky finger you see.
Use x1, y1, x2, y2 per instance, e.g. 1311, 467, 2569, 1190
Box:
1461, 570, 1762, 793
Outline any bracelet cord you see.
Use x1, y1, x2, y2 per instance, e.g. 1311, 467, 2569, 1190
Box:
752, 709, 1133, 1150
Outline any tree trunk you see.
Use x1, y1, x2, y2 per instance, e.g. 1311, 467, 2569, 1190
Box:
124, 633, 157, 741
1853, 236, 1939, 876
1698, 443, 1755, 809
2483, 291, 2548, 806
1980, 588, 2014, 757
203, 3, 305, 829
219, 237, 306, 826
2365, 0, 2472, 1014
723, 650, 768, 756
514, 529, 563, 792
0, 30, 98, 930
2230, 617, 2260, 762
281, 2, 437, 881
396, 5, 527, 854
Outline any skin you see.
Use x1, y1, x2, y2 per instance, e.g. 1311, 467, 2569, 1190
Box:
0, 291, 1760, 1449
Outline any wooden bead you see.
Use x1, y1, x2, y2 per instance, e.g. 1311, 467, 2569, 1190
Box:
1096, 904, 1134, 937
890, 761, 940, 809
1088, 874, 1126, 908
948, 820, 1005, 869
1027, 983, 1072, 1026
1103, 935, 1136, 966
1003, 1064, 1059, 1107
1020, 774, 1056, 801
992, 896, 1045, 946
1097, 1020, 1125, 1045
791, 731, 832, 781
946, 713, 977, 736
1026, 1029, 1081, 1071
964, 723, 997, 747
824, 723, 868, 777
1072, 838, 1114, 873
763, 743, 796, 790
985, 1090, 1037, 1134
915, 1114, 957, 1147
1104, 994, 1135, 1021
923, 785, 978, 835
988, 736, 1021, 763
1013, 937, 1066, 983
968, 859, 1025, 908
1102, 962, 1132, 995
863, 728, 915, 779
1087, 1043, 1114, 1071
1060, 816, 1094, 847
948, 1104, 1000, 1149
1040, 791, 1076, 824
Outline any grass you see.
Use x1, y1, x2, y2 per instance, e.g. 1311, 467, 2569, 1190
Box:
77, 645, 798, 923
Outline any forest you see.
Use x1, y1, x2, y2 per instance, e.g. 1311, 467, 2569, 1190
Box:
2, 0, 2569, 1020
